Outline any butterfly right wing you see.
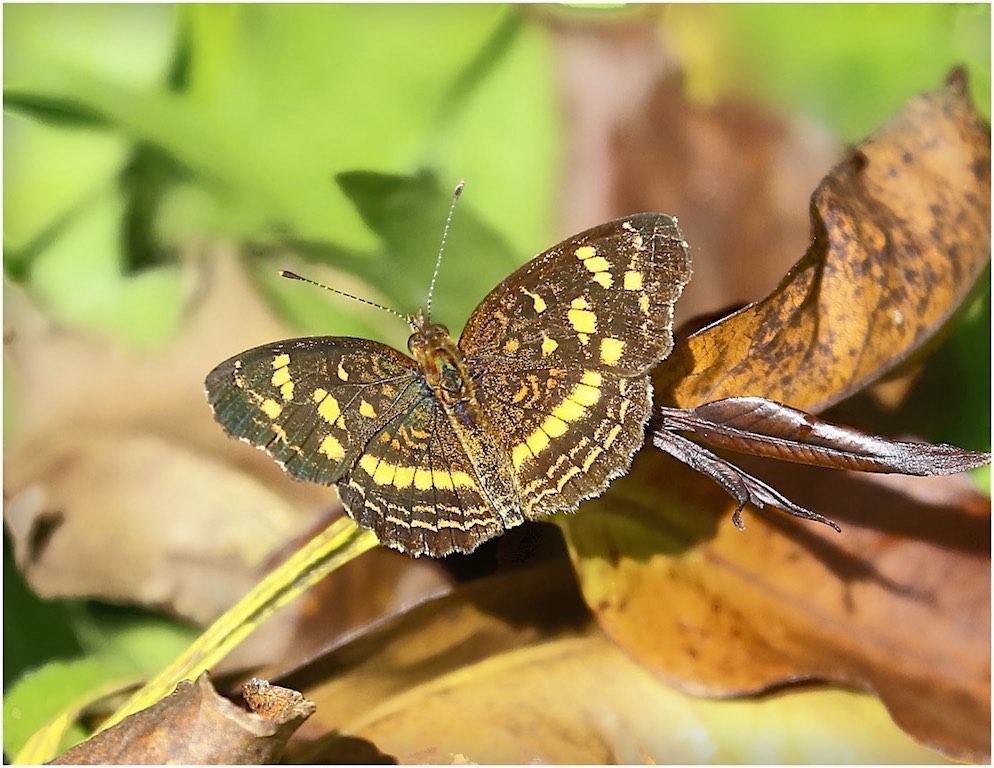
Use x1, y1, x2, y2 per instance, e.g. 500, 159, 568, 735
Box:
206, 336, 508, 557
205, 336, 423, 486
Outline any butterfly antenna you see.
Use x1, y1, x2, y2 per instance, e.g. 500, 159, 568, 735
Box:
279, 270, 406, 321
426, 180, 465, 322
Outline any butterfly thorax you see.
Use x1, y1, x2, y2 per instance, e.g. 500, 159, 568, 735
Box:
407, 311, 480, 419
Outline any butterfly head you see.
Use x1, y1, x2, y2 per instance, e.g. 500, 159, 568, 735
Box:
407, 308, 475, 408
407, 308, 453, 360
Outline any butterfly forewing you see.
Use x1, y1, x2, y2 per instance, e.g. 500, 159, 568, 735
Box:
459, 213, 691, 374
206, 337, 421, 485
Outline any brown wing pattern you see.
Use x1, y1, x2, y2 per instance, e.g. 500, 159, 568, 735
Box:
459, 213, 690, 519
478, 367, 652, 518
337, 396, 505, 557
459, 213, 691, 376
206, 337, 421, 486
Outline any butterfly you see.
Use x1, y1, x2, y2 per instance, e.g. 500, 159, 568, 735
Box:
206, 212, 691, 557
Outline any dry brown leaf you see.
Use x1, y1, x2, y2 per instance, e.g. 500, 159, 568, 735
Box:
654, 70, 990, 413
274, 560, 948, 764
562, 73, 990, 761
51, 674, 313, 764
564, 453, 989, 760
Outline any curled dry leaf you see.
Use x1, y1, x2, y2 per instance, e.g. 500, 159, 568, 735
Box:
658, 397, 990, 477
652, 397, 990, 529
562, 72, 991, 761
653, 69, 990, 413
51, 673, 313, 764
273, 560, 947, 764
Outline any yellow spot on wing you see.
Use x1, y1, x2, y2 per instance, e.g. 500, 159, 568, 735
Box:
581, 370, 602, 387
360, 456, 476, 491
574, 245, 596, 261
541, 335, 559, 357
599, 337, 626, 366
592, 271, 613, 289
271, 367, 291, 387
571, 372, 602, 407
319, 434, 345, 461
394, 466, 415, 489
604, 424, 623, 448
373, 461, 396, 486
337, 361, 349, 381
504, 338, 520, 354
542, 415, 568, 437
526, 428, 550, 455
638, 294, 651, 315
584, 256, 610, 273
567, 308, 597, 334
521, 288, 547, 314
552, 398, 585, 422
571, 296, 590, 309
359, 400, 377, 419
280, 381, 295, 401
359, 454, 378, 476
414, 468, 434, 491
272, 354, 290, 369
317, 394, 342, 424
512, 443, 531, 469
261, 399, 282, 419
624, 271, 643, 290
312, 388, 328, 402
582, 446, 604, 471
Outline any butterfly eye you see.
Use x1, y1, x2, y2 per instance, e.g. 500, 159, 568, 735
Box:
428, 323, 450, 341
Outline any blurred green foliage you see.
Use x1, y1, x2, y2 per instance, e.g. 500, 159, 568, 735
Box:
4, 4, 559, 346
664, 4, 991, 140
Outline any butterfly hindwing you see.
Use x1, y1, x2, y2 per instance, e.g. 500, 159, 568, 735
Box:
477, 368, 652, 518
336, 396, 506, 556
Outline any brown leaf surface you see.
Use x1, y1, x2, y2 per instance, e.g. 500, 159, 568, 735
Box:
562, 73, 991, 761
654, 70, 990, 413
52, 674, 313, 764
2, 253, 452, 671
273, 560, 948, 764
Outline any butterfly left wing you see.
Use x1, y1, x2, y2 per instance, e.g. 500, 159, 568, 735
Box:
336, 395, 514, 557
205, 336, 422, 486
